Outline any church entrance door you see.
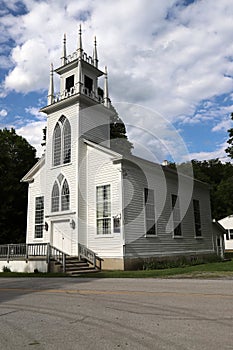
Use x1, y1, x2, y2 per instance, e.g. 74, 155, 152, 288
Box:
51, 220, 72, 255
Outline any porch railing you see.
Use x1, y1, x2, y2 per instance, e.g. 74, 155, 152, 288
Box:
78, 243, 102, 270
0, 243, 66, 273
0, 243, 102, 271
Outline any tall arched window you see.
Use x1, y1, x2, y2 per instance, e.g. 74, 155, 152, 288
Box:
61, 179, 70, 211
53, 123, 61, 166
63, 118, 71, 164
51, 177, 70, 212
51, 181, 60, 212
52, 116, 71, 166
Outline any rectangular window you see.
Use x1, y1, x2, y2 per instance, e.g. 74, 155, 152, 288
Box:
65, 75, 74, 92
171, 194, 182, 237
84, 75, 93, 93
96, 185, 111, 235
144, 188, 156, 235
35, 196, 44, 239
193, 199, 202, 237
229, 229, 233, 240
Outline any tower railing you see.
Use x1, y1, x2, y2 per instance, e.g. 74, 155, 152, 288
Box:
54, 84, 104, 104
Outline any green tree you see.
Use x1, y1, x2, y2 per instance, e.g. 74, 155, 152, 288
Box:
110, 107, 133, 155
168, 158, 233, 220
0, 128, 37, 244
225, 112, 233, 158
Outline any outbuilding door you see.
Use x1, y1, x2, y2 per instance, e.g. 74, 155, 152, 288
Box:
51, 220, 72, 255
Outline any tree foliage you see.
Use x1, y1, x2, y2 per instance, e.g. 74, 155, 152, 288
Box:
225, 112, 233, 158
0, 128, 37, 244
110, 108, 133, 155
169, 158, 233, 220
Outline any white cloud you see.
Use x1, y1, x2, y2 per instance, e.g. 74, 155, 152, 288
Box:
212, 119, 233, 132
4, 39, 49, 93
16, 120, 47, 157
184, 141, 232, 163
2, 0, 233, 114
1, 0, 233, 160
0, 109, 7, 117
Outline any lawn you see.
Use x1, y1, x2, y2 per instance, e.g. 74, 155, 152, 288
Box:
1, 259, 233, 278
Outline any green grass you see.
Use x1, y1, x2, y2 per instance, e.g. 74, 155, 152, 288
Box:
1, 260, 233, 278
0, 272, 67, 277
81, 260, 233, 278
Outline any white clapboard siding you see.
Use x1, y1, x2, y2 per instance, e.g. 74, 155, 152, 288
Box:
79, 102, 110, 146
43, 104, 79, 255
77, 140, 88, 246
86, 144, 123, 258
26, 164, 47, 244
123, 158, 214, 258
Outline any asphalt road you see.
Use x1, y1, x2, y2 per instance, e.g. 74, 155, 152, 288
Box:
0, 277, 232, 350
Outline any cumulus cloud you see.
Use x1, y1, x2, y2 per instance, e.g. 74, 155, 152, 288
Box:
1, 0, 233, 160
0, 109, 7, 118
185, 141, 231, 163
16, 120, 47, 157
212, 119, 233, 132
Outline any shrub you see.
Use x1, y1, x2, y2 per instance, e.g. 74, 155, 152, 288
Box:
142, 254, 221, 270
2, 266, 11, 272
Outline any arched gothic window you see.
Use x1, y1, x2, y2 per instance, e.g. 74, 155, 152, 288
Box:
61, 179, 70, 211
52, 116, 71, 166
51, 177, 70, 212
51, 181, 60, 212
63, 118, 71, 164
53, 123, 61, 166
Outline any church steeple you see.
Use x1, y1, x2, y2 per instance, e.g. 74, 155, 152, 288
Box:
42, 27, 111, 110
47, 63, 54, 105
77, 52, 83, 93
77, 24, 83, 58
93, 36, 98, 68
61, 33, 67, 66
104, 66, 110, 108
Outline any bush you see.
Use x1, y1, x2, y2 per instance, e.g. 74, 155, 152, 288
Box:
142, 254, 221, 271
2, 266, 11, 272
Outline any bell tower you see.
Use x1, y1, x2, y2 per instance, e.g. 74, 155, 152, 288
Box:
41, 25, 112, 146
43, 25, 111, 108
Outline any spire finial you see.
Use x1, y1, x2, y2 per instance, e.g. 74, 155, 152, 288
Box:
93, 36, 98, 68
104, 66, 110, 108
48, 63, 54, 105
77, 24, 83, 57
61, 33, 67, 65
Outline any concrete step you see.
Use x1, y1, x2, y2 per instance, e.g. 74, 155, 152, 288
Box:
67, 268, 99, 275
64, 255, 97, 274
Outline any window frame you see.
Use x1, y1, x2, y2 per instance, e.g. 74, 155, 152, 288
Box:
96, 184, 112, 235
35, 196, 44, 239
65, 74, 74, 93
53, 122, 62, 167
171, 194, 182, 237
63, 118, 71, 164
51, 181, 60, 212
229, 229, 233, 240
193, 199, 202, 238
52, 116, 71, 167
51, 178, 70, 213
61, 179, 70, 211
144, 188, 156, 236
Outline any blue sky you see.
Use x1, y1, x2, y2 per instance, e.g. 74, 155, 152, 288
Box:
1, 0, 233, 162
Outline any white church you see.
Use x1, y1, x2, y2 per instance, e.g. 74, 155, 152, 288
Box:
0, 27, 225, 273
